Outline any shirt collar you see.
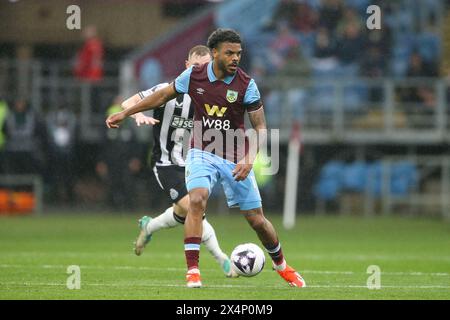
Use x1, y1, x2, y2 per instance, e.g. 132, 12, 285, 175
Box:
207, 61, 236, 85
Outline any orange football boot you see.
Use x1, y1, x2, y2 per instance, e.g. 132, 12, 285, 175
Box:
277, 265, 306, 288
186, 269, 202, 288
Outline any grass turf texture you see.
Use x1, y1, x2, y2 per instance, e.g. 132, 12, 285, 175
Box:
0, 213, 449, 300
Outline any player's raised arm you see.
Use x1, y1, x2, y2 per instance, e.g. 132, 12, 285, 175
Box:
121, 93, 141, 110
106, 83, 178, 128
121, 93, 160, 126
121, 94, 141, 119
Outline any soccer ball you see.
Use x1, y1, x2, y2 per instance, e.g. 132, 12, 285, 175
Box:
230, 243, 265, 277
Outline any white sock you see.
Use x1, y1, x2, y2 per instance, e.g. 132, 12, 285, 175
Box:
274, 259, 287, 271
145, 209, 226, 265
145, 207, 179, 235
201, 218, 227, 264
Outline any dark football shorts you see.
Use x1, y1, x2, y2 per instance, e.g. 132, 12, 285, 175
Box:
152, 165, 188, 203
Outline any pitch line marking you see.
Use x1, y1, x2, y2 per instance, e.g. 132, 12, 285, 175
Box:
0, 264, 449, 277
2, 252, 450, 262
1, 282, 450, 290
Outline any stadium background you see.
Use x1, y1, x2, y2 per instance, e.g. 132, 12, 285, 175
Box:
0, 0, 449, 300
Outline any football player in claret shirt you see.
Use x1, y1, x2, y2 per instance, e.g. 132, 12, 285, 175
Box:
106, 28, 306, 288
120, 45, 236, 278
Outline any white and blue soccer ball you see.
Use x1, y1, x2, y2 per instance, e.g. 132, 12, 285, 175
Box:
230, 243, 265, 277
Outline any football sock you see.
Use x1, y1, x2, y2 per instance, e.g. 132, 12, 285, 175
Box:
145, 208, 224, 268
184, 237, 202, 271
202, 218, 227, 264
145, 207, 178, 234
265, 242, 287, 271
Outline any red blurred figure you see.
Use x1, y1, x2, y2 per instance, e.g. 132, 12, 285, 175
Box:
74, 25, 104, 82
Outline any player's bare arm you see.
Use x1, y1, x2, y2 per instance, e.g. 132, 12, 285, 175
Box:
106, 83, 177, 128
121, 94, 160, 126
232, 107, 266, 181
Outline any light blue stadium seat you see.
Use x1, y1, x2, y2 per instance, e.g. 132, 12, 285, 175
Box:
343, 82, 368, 112
309, 66, 340, 112
346, 0, 371, 14
343, 161, 368, 192
140, 58, 163, 90
391, 161, 418, 196
322, 161, 345, 179
314, 160, 418, 201
391, 33, 415, 76
298, 32, 316, 59
367, 161, 383, 196
314, 161, 345, 201
286, 89, 307, 122
263, 90, 283, 128
415, 32, 441, 63
315, 179, 341, 201
335, 63, 367, 111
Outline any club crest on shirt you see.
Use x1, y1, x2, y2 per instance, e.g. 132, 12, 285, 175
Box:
170, 188, 179, 200
226, 90, 238, 103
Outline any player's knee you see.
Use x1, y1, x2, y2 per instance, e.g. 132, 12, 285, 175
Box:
174, 196, 189, 216
246, 214, 266, 231
189, 190, 208, 212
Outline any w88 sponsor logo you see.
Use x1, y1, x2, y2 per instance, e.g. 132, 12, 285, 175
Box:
202, 117, 231, 130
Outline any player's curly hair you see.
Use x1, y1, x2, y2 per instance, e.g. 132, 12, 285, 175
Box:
207, 29, 242, 50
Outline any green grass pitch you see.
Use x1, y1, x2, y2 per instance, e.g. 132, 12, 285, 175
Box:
0, 213, 449, 300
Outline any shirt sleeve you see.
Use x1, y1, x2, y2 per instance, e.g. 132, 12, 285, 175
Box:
139, 83, 169, 99
244, 79, 263, 112
174, 66, 194, 94
138, 83, 169, 110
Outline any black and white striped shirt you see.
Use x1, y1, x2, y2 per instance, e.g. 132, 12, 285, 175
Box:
139, 83, 194, 167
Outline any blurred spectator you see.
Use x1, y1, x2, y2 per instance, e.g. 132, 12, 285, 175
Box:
46, 106, 78, 204
360, 47, 385, 78
2, 99, 47, 175
256, 0, 442, 85
74, 25, 104, 82
264, 0, 300, 31
277, 45, 311, 78
292, 1, 319, 33
399, 53, 427, 104
96, 96, 144, 210
398, 52, 439, 128
445, 65, 450, 118
249, 56, 268, 84
365, 24, 392, 57
313, 27, 337, 59
336, 7, 364, 37
360, 47, 385, 102
407, 52, 438, 78
413, 0, 442, 29
336, 21, 364, 65
268, 22, 301, 72
312, 27, 339, 77
0, 97, 8, 151
318, 0, 344, 34
415, 26, 441, 68
0, 97, 8, 174
74, 25, 105, 114
278, 45, 310, 123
